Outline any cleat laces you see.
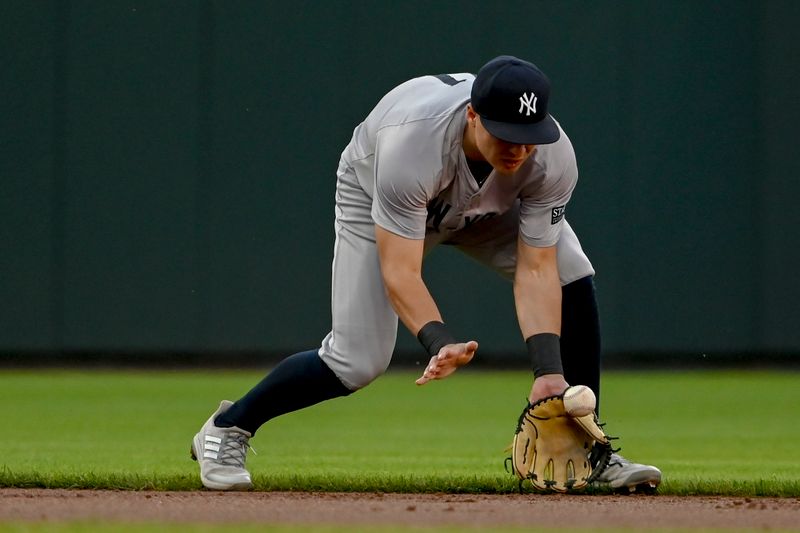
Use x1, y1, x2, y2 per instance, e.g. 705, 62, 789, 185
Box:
218, 433, 255, 468
607, 453, 629, 469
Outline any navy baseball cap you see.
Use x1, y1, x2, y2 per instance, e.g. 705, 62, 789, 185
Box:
471, 55, 560, 145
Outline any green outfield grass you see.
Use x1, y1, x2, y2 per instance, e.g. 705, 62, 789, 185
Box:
1, 368, 798, 496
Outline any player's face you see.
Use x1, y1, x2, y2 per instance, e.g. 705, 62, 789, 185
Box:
467, 107, 536, 175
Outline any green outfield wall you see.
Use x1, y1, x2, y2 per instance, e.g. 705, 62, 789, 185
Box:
1, 1, 798, 360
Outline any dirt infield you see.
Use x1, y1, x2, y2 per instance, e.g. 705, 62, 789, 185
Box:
2, 489, 800, 529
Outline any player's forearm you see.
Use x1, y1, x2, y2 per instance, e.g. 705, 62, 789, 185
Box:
514, 245, 565, 388
515, 266, 565, 395
382, 271, 443, 336
513, 239, 561, 339
513, 255, 562, 339
374, 224, 444, 336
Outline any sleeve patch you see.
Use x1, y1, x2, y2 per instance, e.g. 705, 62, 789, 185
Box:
551, 206, 566, 225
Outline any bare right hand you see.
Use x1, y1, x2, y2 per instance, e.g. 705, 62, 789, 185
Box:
415, 341, 478, 385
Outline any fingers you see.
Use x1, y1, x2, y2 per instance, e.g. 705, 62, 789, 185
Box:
462, 340, 478, 357
415, 341, 478, 386
528, 373, 570, 403
415, 354, 440, 385
438, 340, 478, 359
436, 340, 478, 365
415, 372, 435, 385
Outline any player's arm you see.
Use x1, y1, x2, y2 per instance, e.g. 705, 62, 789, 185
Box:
374, 224, 439, 333
514, 237, 569, 402
374, 224, 478, 384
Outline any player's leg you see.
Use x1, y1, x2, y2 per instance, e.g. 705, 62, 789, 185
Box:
213, 190, 397, 432
315, 217, 399, 391
192, 346, 353, 490
192, 166, 398, 489
212, 348, 352, 434
560, 277, 601, 405
546, 224, 661, 491
553, 222, 601, 409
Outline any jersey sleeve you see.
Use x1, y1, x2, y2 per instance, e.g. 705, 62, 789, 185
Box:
370, 125, 440, 240
518, 141, 578, 247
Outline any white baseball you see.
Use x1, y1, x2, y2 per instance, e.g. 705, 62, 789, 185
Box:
563, 385, 596, 417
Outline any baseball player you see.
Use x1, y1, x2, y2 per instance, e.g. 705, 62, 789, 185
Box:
191, 55, 661, 492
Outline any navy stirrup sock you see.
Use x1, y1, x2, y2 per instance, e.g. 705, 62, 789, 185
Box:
214, 349, 352, 435
560, 276, 602, 413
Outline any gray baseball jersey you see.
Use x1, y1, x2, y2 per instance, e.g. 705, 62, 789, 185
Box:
319, 73, 594, 390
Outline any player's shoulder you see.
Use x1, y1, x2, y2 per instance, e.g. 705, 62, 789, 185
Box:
406, 72, 475, 93
532, 121, 578, 184
367, 73, 473, 171
391, 72, 474, 97
533, 119, 577, 174
374, 72, 474, 127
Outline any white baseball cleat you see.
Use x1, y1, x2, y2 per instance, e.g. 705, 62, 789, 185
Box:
592, 453, 661, 492
190, 400, 254, 490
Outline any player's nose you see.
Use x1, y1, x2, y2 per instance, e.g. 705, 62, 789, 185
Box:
506, 143, 530, 156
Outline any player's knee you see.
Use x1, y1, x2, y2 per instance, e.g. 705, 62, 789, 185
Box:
336, 356, 391, 390
318, 331, 395, 391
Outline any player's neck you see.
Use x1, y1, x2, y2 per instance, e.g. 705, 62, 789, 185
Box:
462, 122, 485, 162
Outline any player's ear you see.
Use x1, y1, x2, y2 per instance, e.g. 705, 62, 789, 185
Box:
466, 104, 478, 125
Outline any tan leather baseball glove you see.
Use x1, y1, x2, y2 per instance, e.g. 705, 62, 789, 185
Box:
509, 394, 612, 492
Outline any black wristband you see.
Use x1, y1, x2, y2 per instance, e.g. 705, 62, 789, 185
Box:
525, 333, 563, 378
417, 321, 457, 356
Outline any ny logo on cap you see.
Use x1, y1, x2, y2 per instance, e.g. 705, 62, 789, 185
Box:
519, 92, 538, 116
